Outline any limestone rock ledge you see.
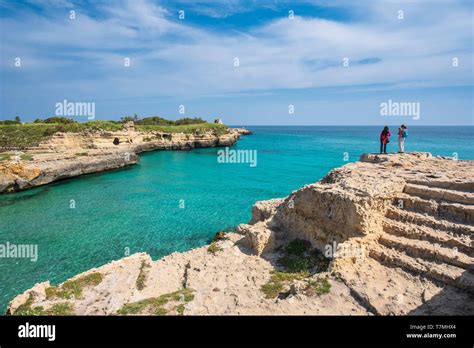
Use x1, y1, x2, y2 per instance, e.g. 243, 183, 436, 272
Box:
6, 152, 474, 315
7, 233, 367, 315
238, 152, 474, 315
0, 127, 247, 193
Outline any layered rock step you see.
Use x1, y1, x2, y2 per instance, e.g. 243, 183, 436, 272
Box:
377, 233, 473, 271
371, 178, 474, 294
406, 179, 474, 193
404, 182, 474, 205
385, 207, 473, 237
382, 217, 472, 255
369, 244, 474, 294
392, 193, 474, 224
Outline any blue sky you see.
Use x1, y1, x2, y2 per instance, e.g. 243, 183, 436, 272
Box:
0, 0, 473, 125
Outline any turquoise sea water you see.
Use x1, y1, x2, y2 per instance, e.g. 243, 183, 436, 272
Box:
0, 126, 473, 310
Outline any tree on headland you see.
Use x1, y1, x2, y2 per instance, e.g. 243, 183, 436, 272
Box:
14, 116, 21, 123
43, 117, 76, 124
0, 119, 21, 125
134, 116, 173, 125
120, 116, 135, 123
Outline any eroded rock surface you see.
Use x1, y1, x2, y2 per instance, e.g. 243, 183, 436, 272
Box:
239, 152, 474, 315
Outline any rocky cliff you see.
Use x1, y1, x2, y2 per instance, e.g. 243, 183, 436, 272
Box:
6, 153, 474, 315
238, 152, 474, 315
0, 125, 248, 193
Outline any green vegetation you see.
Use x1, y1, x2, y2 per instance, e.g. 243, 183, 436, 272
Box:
0, 119, 228, 150
0, 124, 56, 149
45, 272, 103, 300
207, 241, 222, 254
278, 239, 330, 273
0, 120, 21, 125
13, 294, 45, 315
20, 154, 33, 161
122, 115, 207, 126
260, 239, 331, 299
261, 271, 309, 299
136, 261, 151, 290
35, 117, 77, 124
136, 123, 227, 135
117, 288, 194, 315
174, 117, 206, 125
0, 153, 11, 161
13, 294, 74, 316
176, 303, 185, 315
304, 278, 331, 296
75, 152, 89, 156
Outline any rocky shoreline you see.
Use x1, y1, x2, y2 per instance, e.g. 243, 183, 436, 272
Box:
6, 152, 473, 315
0, 124, 251, 194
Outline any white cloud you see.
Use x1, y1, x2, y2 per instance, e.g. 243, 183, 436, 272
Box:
0, 0, 472, 101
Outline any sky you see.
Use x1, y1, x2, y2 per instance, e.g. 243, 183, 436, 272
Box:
0, 0, 473, 125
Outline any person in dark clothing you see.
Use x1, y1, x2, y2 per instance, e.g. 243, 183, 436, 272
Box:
380, 126, 391, 154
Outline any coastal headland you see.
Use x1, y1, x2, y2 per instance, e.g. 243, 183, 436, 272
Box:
7, 152, 473, 315
0, 121, 251, 194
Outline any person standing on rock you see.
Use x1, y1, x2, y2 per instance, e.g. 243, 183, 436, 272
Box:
397, 124, 408, 153
380, 126, 391, 154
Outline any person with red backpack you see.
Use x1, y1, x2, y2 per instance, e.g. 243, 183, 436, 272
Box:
380, 126, 391, 154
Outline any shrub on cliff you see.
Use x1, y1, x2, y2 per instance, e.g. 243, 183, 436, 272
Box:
0, 120, 21, 125
174, 117, 206, 125
135, 116, 173, 125
42, 117, 77, 124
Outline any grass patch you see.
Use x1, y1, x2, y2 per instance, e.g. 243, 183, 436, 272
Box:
278, 239, 330, 273
0, 122, 119, 149
136, 261, 151, 291
207, 241, 222, 254
46, 272, 103, 300
261, 280, 284, 299
260, 239, 331, 299
20, 154, 33, 161
13, 294, 74, 316
75, 152, 88, 156
176, 303, 185, 315
117, 288, 194, 315
46, 302, 75, 315
13, 294, 45, 316
136, 123, 228, 135
304, 278, 331, 296
0, 153, 11, 161
260, 271, 309, 299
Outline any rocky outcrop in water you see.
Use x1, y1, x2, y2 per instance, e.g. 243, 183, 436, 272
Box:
6, 153, 474, 315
